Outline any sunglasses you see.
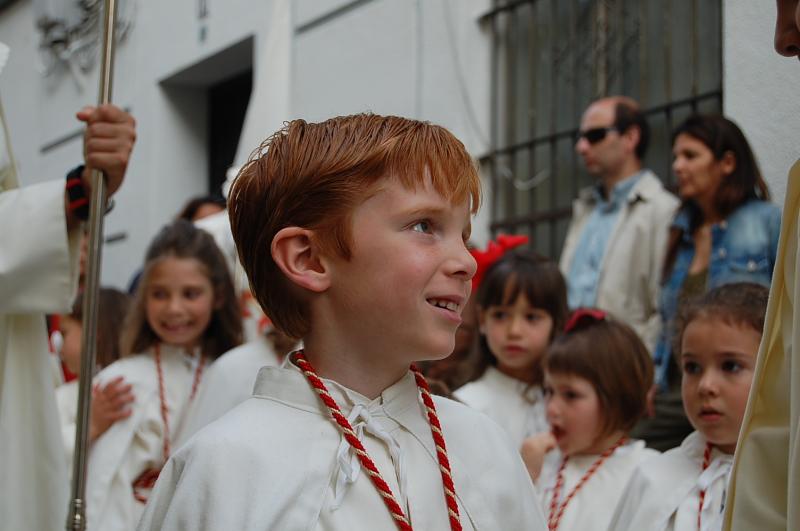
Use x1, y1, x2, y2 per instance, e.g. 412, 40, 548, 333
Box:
578, 126, 618, 144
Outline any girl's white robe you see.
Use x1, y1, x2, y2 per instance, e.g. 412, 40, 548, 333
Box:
537, 439, 658, 531
178, 334, 281, 443
609, 431, 733, 531
454, 366, 548, 448
137, 362, 548, 530
85, 344, 206, 531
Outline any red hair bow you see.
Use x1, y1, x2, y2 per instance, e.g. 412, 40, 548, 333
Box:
564, 308, 607, 333
469, 234, 529, 290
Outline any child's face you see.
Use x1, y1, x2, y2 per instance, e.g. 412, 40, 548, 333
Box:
145, 257, 216, 351
480, 295, 553, 382
680, 316, 760, 454
325, 175, 475, 364
59, 315, 83, 375
545, 372, 604, 456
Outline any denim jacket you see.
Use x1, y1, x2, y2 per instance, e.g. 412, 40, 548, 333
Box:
653, 199, 782, 388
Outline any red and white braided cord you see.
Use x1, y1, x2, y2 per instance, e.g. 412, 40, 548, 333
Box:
697, 442, 712, 531
154, 343, 206, 462
294, 352, 462, 531
547, 436, 628, 531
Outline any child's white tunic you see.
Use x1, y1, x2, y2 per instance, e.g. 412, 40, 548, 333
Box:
537, 439, 658, 531
454, 366, 548, 448
85, 344, 205, 531
179, 334, 281, 443
137, 362, 548, 530
609, 431, 733, 531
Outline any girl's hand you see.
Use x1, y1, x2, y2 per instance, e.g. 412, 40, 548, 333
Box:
520, 432, 557, 482
89, 376, 135, 442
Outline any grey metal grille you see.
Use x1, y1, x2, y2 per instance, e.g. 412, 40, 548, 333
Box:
480, 0, 722, 258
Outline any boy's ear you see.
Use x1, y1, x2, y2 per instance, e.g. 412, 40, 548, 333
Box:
271, 227, 331, 293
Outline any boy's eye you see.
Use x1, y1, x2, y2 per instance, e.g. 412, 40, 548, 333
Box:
526, 313, 539, 322
489, 310, 507, 320
411, 220, 433, 234
542, 386, 553, 398
682, 360, 701, 375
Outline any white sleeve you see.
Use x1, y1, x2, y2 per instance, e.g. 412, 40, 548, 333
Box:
0, 181, 80, 314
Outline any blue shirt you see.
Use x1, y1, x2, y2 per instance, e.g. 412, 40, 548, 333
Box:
567, 171, 645, 308
653, 198, 782, 388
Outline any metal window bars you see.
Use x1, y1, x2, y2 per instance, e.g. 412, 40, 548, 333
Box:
479, 0, 722, 259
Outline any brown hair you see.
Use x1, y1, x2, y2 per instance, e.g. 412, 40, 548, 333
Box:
663, 114, 771, 280
674, 282, 769, 355
467, 249, 568, 385
70, 288, 131, 368
545, 313, 654, 438
228, 114, 481, 338
611, 96, 650, 160
121, 219, 242, 359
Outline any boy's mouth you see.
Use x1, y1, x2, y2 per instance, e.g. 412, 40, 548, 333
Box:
551, 425, 566, 440
427, 298, 461, 313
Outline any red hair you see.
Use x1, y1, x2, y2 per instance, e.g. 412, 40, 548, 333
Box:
229, 114, 481, 338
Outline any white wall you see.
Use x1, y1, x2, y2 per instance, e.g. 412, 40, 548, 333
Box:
1, 0, 494, 290
724, 1, 800, 205
291, 0, 493, 244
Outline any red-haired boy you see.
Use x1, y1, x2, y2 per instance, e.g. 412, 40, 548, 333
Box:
138, 115, 546, 530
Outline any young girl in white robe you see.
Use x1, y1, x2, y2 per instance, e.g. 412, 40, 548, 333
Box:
455, 244, 569, 448
520, 309, 659, 531
55, 287, 132, 471
84, 220, 242, 531
609, 282, 769, 531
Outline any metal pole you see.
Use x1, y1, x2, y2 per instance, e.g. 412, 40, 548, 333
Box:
67, 0, 118, 529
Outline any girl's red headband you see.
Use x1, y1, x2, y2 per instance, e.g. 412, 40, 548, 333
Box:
469, 234, 529, 290
564, 308, 607, 333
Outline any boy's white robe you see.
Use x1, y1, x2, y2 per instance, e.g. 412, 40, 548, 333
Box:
454, 366, 548, 449
137, 362, 548, 530
724, 160, 800, 530
609, 431, 733, 531
0, 180, 80, 531
86, 344, 206, 531
178, 334, 281, 444
537, 439, 658, 531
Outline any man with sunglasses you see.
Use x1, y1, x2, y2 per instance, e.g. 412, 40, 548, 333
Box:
559, 96, 678, 353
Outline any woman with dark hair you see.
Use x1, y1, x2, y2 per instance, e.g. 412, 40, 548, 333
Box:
635, 114, 781, 451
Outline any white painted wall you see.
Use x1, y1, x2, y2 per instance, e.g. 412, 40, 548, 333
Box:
291, 0, 493, 244
1, 0, 493, 289
724, 1, 800, 205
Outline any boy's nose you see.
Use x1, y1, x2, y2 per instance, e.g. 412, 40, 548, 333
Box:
775, 1, 800, 57
448, 241, 477, 282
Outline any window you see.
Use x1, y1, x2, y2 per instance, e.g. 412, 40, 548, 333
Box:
480, 0, 722, 258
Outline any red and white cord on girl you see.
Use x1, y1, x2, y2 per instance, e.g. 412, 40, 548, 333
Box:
697, 442, 713, 531
133, 343, 206, 503
293, 351, 462, 531
154, 342, 206, 460
547, 436, 628, 531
